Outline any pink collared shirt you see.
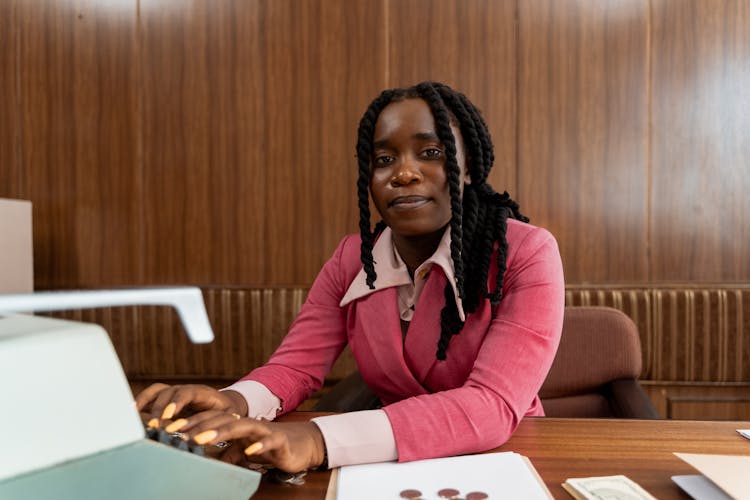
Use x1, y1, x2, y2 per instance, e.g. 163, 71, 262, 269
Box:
225, 226, 459, 466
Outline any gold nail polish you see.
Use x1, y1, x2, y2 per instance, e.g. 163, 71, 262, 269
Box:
244, 441, 263, 455
147, 418, 160, 429
165, 418, 187, 433
193, 430, 218, 445
161, 402, 177, 420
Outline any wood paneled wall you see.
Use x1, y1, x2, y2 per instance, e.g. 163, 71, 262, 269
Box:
650, 0, 750, 281
1, 0, 749, 289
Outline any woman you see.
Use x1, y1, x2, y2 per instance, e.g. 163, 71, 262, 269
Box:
137, 81, 565, 472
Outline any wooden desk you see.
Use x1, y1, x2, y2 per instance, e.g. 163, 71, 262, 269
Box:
252, 414, 750, 499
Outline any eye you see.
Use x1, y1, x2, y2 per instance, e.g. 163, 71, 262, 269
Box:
422, 148, 444, 159
373, 154, 395, 167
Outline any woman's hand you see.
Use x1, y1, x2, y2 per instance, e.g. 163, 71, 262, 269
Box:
164, 410, 326, 473
135, 383, 248, 424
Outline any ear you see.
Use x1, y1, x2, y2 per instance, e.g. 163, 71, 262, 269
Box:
463, 157, 472, 185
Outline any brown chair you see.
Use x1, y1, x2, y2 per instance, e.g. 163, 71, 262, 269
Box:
539, 306, 659, 418
316, 306, 660, 419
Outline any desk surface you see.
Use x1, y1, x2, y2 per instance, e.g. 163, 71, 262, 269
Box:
252, 414, 750, 500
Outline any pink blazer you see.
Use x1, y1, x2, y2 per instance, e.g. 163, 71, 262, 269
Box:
243, 219, 565, 462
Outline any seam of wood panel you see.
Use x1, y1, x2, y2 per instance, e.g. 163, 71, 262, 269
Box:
513, 0, 520, 198
13, 0, 22, 196
384, 0, 390, 87
259, 0, 270, 284
652, 290, 662, 380
735, 290, 744, 382
645, 0, 653, 282
135, 0, 145, 283
718, 290, 727, 382
685, 290, 695, 380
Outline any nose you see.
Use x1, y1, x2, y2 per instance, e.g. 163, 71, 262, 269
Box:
390, 158, 423, 186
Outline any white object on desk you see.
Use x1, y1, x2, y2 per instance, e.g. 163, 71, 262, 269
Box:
333, 451, 551, 500
674, 452, 750, 500
671, 475, 732, 500
0, 198, 33, 294
0, 314, 144, 481
0, 286, 214, 480
0, 288, 260, 500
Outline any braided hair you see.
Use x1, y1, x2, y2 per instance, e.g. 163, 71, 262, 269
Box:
356, 81, 528, 360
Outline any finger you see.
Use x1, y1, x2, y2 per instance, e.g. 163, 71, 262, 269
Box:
174, 410, 233, 433
147, 385, 183, 422
168, 385, 226, 415
218, 443, 261, 467
191, 414, 252, 444
250, 430, 288, 458
192, 419, 272, 447
134, 383, 170, 412
244, 431, 303, 472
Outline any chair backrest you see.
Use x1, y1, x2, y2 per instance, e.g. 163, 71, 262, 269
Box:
539, 306, 643, 417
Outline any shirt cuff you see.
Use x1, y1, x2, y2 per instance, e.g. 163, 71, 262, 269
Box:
311, 410, 398, 468
221, 380, 281, 421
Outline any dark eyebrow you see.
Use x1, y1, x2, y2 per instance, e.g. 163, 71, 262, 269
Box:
372, 132, 441, 150
414, 132, 440, 141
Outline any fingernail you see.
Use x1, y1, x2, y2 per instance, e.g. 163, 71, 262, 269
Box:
161, 402, 177, 420
165, 419, 187, 433
147, 418, 160, 429
193, 430, 218, 445
244, 441, 263, 455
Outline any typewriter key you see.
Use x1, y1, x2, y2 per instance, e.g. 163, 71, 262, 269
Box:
157, 429, 172, 445
190, 444, 206, 457
145, 426, 158, 440
466, 492, 488, 500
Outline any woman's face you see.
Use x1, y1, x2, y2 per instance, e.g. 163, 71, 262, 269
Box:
369, 98, 469, 239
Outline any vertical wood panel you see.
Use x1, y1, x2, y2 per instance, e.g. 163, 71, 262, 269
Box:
140, 0, 266, 285
518, 0, 649, 283
18, 0, 140, 288
387, 0, 517, 196
0, 1, 22, 198
650, 0, 750, 281
262, 0, 386, 284
12, 0, 746, 290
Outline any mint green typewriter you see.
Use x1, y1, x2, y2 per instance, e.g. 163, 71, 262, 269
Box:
0, 288, 261, 500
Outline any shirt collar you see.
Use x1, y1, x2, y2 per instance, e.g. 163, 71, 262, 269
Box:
340, 227, 466, 321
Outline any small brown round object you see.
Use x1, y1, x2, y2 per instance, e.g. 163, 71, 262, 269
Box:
437, 488, 461, 498
399, 489, 423, 499
466, 492, 489, 500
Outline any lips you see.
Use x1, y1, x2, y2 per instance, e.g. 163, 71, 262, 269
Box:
389, 195, 431, 210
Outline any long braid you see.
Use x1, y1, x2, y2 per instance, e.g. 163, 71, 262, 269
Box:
417, 83, 470, 360
356, 90, 395, 288
416, 83, 465, 300
355, 81, 528, 360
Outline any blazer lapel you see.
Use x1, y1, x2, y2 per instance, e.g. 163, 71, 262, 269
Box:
403, 268, 447, 384
353, 287, 429, 399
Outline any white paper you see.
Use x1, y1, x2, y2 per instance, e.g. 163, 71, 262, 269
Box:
674, 453, 750, 500
336, 452, 550, 500
737, 429, 750, 440
672, 475, 732, 500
